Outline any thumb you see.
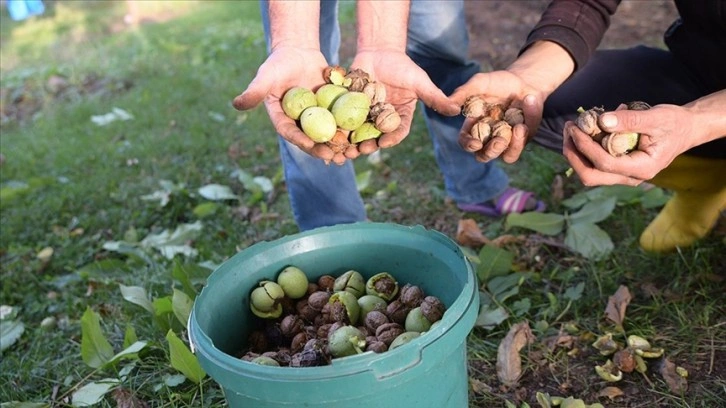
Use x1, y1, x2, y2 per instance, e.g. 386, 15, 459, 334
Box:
419, 85, 461, 116
232, 77, 271, 111
598, 109, 654, 134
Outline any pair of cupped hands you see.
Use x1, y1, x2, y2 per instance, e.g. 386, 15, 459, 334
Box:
234, 47, 690, 187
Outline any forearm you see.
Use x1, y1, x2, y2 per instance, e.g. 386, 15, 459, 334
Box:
684, 89, 726, 148
269, 0, 320, 50
356, 0, 409, 52
507, 40, 574, 98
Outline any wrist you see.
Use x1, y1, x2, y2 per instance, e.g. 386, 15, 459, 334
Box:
356, 0, 409, 52
269, 0, 321, 50
507, 41, 574, 98
684, 90, 726, 147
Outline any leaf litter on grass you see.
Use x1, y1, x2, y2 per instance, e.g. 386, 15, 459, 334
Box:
456, 216, 710, 407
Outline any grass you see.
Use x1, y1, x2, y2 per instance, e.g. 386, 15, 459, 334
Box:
1, 1, 724, 407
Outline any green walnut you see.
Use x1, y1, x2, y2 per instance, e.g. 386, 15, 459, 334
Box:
315, 84, 348, 110
251, 356, 280, 366
350, 122, 382, 144
276, 266, 309, 299
281, 87, 317, 120
300, 106, 337, 143
404, 307, 432, 333
249, 281, 285, 319
365, 272, 399, 301
357, 294, 388, 321
328, 325, 366, 358
329, 291, 361, 325
389, 331, 421, 350
333, 269, 366, 298
331, 91, 371, 131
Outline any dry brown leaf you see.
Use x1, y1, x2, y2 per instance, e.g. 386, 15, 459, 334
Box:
112, 388, 150, 408
604, 285, 631, 328
544, 333, 575, 351
469, 378, 493, 395
658, 358, 688, 394
456, 218, 490, 247
496, 321, 535, 388
597, 386, 625, 400
490, 234, 525, 248
551, 174, 565, 204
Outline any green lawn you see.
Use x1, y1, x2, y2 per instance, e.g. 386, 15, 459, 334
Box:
1, 1, 723, 407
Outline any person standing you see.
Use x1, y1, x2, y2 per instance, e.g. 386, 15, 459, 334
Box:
233, 0, 544, 231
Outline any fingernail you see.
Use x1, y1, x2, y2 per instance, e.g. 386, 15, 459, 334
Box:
600, 113, 617, 128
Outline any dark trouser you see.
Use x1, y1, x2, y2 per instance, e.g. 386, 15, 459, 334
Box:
534, 45, 726, 159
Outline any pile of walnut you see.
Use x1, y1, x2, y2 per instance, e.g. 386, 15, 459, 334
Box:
240, 266, 446, 368
575, 101, 651, 157
461, 96, 525, 146
281, 66, 402, 154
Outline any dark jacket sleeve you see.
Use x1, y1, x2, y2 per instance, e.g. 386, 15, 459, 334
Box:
520, 0, 621, 71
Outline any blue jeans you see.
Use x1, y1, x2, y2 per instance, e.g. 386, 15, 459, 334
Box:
260, 0, 509, 231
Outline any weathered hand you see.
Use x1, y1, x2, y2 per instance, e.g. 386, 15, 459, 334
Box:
449, 70, 544, 164
563, 104, 696, 186
232, 46, 344, 163
346, 50, 461, 156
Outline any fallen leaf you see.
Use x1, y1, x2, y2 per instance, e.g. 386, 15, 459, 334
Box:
544, 333, 575, 351
597, 386, 624, 400
112, 387, 149, 408
496, 321, 535, 387
604, 285, 631, 328
37, 246, 54, 262
456, 218, 490, 247
490, 234, 525, 247
640, 282, 659, 298
658, 357, 688, 394
469, 378, 493, 395
551, 174, 565, 203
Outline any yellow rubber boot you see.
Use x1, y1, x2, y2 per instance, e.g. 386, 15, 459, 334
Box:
639, 155, 726, 252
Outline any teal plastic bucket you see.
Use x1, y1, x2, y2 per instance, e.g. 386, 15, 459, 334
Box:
189, 223, 479, 407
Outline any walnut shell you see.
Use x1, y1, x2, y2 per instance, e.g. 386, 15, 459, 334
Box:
504, 107, 524, 126
486, 103, 505, 121
462, 95, 486, 118
363, 81, 386, 105
374, 109, 401, 133
576, 107, 605, 137
470, 118, 493, 143
490, 120, 513, 143
325, 129, 351, 154
345, 68, 370, 92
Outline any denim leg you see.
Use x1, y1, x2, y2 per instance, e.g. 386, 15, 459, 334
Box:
260, 0, 366, 231
407, 0, 509, 204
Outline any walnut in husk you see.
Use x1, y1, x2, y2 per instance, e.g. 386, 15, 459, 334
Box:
323, 65, 348, 86
575, 101, 651, 156
575, 106, 606, 141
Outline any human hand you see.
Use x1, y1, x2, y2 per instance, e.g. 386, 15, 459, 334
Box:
346, 50, 461, 155
449, 70, 544, 164
563, 104, 696, 186
232, 46, 350, 163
